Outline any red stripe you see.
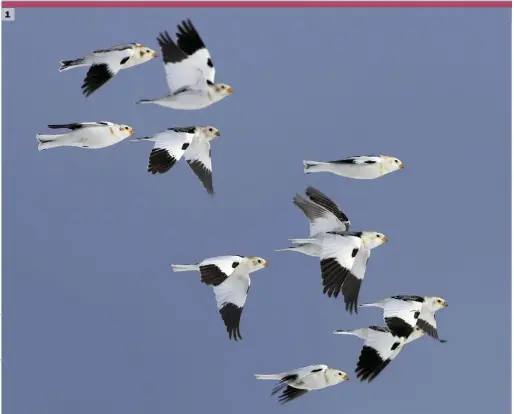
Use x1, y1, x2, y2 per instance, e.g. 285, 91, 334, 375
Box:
2, 1, 511, 7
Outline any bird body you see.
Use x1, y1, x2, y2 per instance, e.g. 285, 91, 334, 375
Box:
36, 122, 134, 151
255, 364, 349, 404
133, 126, 220, 195
303, 155, 404, 179
136, 20, 232, 110
59, 43, 157, 96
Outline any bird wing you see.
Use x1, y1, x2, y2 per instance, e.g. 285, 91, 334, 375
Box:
319, 234, 361, 299
92, 43, 137, 54
270, 365, 327, 404
356, 327, 403, 382
197, 255, 244, 286
184, 137, 214, 195
81, 48, 134, 97
416, 306, 440, 340
213, 273, 251, 341
383, 299, 423, 338
293, 194, 348, 237
143, 129, 195, 175
341, 247, 370, 314
329, 155, 382, 165
175, 19, 215, 84
305, 186, 350, 228
47, 122, 112, 131
157, 31, 207, 93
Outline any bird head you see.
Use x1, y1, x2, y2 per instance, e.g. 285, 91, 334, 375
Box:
246, 256, 268, 272
209, 83, 233, 99
427, 296, 448, 310
114, 124, 135, 138
360, 232, 388, 249
197, 126, 221, 140
382, 155, 404, 171
329, 369, 350, 384
135, 44, 158, 62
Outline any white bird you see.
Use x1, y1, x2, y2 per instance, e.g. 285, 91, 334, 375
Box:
279, 194, 387, 313
255, 364, 349, 404
36, 122, 134, 151
171, 255, 268, 340
359, 295, 448, 342
59, 43, 158, 97
132, 126, 220, 195
136, 19, 232, 109
303, 155, 404, 179
333, 326, 424, 382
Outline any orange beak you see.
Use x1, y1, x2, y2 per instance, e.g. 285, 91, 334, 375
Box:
152, 51, 158, 58
226, 87, 233, 94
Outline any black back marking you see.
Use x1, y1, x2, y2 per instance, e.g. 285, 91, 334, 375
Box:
47, 123, 84, 131
329, 158, 358, 164
199, 264, 228, 286
232, 262, 239, 269
181, 142, 190, 151
147, 149, 177, 175
120, 56, 130, 65
414, 311, 420, 319
168, 126, 197, 134
207, 58, 213, 68
351, 248, 359, 258
311, 368, 323, 373
219, 303, 243, 341
391, 342, 401, 351
364, 160, 376, 164
392, 295, 425, 303
82, 64, 115, 97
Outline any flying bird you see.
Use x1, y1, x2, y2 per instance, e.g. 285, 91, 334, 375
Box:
136, 19, 232, 109
36, 122, 134, 151
59, 43, 158, 97
277, 188, 387, 313
171, 255, 268, 340
359, 295, 448, 342
255, 364, 349, 404
132, 126, 220, 195
303, 155, 404, 179
333, 326, 424, 382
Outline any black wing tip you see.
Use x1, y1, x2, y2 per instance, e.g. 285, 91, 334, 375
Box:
320, 258, 352, 299
341, 273, 362, 314
385, 317, 415, 339
355, 346, 390, 382
81, 64, 113, 97
147, 149, 177, 175
277, 386, 308, 404
219, 303, 243, 341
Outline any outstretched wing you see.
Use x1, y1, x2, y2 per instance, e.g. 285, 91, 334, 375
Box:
197, 255, 244, 286
213, 274, 251, 341
305, 186, 350, 228
383, 298, 423, 338
416, 307, 441, 341
176, 19, 216, 84
157, 31, 205, 93
319, 234, 361, 299
81, 48, 134, 97
139, 129, 195, 175
184, 137, 214, 195
341, 248, 370, 314
356, 327, 404, 382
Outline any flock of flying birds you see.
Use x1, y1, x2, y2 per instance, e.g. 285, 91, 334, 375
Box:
36, 18, 448, 405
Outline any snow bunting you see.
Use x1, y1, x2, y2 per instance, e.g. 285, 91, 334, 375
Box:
132, 126, 220, 195
59, 43, 158, 97
36, 122, 134, 151
303, 155, 404, 179
255, 364, 349, 404
359, 295, 448, 342
171, 255, 268, 340
136, 19, 232, 109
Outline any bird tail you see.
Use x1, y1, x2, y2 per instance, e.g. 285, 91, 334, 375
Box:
333, 329, 358, 336
275, 246, 301, 253
135, 99, 153, 105
303, 160, 325, 174
36, 134, 64, 151
59, 58, 86, 72
255, 373, 284, 381
171, 264, 199, 272
357, 303, 381, 308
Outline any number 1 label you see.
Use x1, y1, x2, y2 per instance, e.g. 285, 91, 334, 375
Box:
2, 8, 15, 21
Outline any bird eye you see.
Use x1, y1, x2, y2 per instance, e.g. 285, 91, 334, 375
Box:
395, 160, 399, 163
146, 49, 150, 53
209, 128, 213, 132
257, 259, 262, 263
221, 85, 225, 89
376, 234, 380, 237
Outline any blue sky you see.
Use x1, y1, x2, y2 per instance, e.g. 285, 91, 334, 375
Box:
3, 7, 511, 414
